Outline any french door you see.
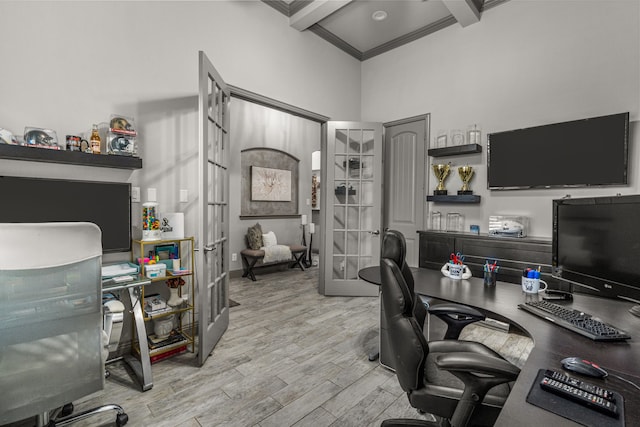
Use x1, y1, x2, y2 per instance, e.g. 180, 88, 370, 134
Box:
197, 51, 229, 366
321, 122, 383, 296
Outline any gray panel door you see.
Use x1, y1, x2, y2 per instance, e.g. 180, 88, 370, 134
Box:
384, 116, 429, 267
197, 51, 230, 366
322, 122, 383, 296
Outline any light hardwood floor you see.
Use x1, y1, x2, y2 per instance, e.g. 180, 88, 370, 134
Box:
15, 267, 533, 427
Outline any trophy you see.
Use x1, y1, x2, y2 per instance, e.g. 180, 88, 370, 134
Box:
457, 165, 474, 195
432, 163, 451, 195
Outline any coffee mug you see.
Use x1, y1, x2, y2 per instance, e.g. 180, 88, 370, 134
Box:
441, 262, 472, 280
522, 277, 548, 293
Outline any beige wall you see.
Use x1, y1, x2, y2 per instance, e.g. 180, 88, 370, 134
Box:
361, 0, 640, 237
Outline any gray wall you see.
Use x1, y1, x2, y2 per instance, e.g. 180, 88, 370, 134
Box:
0, 1, 358, 265
362, 0, 640, 238
230, 99, 321, 272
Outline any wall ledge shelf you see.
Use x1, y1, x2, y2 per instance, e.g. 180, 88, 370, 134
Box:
427, 194, 481, 203
0, 144, 143, 169
428, 144, 482, 157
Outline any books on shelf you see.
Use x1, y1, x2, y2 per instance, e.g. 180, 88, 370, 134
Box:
150, 345, 187, 364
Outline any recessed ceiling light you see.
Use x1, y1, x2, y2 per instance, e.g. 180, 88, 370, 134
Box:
372, 10, 388, 21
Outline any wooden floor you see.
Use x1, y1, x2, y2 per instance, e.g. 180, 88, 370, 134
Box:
12, 267, 533, 427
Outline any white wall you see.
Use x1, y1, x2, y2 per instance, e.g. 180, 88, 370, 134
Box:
362, 0, 640, 238
0, 1, 360, 262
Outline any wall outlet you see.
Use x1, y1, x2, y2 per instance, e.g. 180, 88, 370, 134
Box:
131, 186, 140, 202
231, 253, 237, 262
180, 189, 188, 203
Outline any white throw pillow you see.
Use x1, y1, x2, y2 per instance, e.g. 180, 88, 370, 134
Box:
262, 231, 277, 247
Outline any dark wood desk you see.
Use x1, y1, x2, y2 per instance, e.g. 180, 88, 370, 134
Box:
412, 268, 640, 427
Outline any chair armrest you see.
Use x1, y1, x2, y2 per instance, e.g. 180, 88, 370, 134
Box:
428, 303, 484, 320
434, 352, 520, 381
428, 303, 485, 340
435, 351, 521, 427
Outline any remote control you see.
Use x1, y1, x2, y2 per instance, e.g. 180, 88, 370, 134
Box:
545, 370, 615, 401
540, 371, 618, 417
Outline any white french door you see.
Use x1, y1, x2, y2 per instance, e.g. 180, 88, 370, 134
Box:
197, 51, 229, 366
322, 122, 383, 296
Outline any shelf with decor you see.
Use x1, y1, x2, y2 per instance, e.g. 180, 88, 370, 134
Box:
131, 237, 195, 363
427, 143, 482, 158
427, 194, 481, 203
0, 143, 142, 169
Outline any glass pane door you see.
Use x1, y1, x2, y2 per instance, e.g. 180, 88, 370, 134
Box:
323, 122, 382, 296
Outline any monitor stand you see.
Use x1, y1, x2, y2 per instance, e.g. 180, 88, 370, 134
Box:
629, 305, 640, 318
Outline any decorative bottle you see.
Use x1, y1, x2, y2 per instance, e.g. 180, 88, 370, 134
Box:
90, 124, 101, 154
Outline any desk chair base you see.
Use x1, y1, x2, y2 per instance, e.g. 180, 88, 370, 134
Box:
43, 403, 128, 427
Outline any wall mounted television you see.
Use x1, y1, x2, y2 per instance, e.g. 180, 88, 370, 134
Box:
0, 176, 131, 253
552, 194, 640, 313
487, 112, 629, 190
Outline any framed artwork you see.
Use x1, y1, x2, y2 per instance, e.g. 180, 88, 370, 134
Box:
251, 166, 292, 201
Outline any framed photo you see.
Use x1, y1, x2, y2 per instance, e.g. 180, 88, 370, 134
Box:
251, 166, 292, 201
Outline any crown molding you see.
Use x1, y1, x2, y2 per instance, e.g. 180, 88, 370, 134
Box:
261, 0, 510, 62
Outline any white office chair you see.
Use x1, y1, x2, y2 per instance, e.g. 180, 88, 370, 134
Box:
0, 222, 128, 426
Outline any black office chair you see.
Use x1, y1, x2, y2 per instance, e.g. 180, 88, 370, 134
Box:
381, 230, 485, 340
379, 256, 520, 427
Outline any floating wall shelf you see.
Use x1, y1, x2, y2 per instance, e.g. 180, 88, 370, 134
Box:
427, 194, 481, 203
428, 143, 482, 158
0, 144, 143, 170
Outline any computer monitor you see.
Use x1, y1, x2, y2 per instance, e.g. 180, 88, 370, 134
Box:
0, 176, 131, 253
553, 195, 640, 315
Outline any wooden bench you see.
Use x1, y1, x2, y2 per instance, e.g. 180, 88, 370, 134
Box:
240, 244, 307, 281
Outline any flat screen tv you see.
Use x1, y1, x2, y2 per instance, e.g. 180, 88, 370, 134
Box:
0, 176, 131, 253
552, 195, 640, 312
488, 112, 629, 190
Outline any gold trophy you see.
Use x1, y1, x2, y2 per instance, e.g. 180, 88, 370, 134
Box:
457, 165, 474, 195
432, 163, 451, 195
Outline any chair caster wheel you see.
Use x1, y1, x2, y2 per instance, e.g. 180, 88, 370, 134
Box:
116, 413, 129, 426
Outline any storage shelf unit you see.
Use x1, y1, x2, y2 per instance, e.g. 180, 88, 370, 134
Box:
131, 237, 195, 362
0, 144, 142, 169
427, 143, 482, 157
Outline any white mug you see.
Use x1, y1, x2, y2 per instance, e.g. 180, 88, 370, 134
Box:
441, 262, 472, 280
522, 277, 548, 294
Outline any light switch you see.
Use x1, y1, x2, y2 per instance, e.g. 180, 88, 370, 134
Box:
147, 188, 157, 202
180, 189, 188, 203
131, 186, 140, 202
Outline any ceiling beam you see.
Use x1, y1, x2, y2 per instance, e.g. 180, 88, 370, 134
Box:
289, 0, 353, 31
442, 0, 482, 27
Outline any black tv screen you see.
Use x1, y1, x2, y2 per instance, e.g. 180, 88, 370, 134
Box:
553, 194, 640, 304
0, 176, 131, 253
488, 112, 629, 190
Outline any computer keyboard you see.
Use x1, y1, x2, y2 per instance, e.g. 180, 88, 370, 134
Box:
518, 300, 631, 341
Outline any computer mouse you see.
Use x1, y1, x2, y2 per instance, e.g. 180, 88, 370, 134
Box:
561, 357, 608, 378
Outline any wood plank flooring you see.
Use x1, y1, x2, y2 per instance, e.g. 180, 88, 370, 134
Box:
11, 267, 533, 427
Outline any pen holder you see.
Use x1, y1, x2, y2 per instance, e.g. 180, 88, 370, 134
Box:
484, 270, 497, 287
